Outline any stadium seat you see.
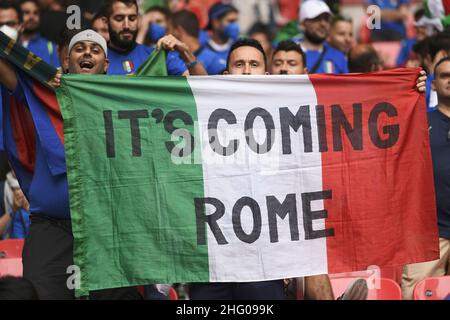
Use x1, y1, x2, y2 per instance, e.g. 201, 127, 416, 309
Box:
413, 276, 450, 300
169, 287, 178, 300
0, 239, 24, 259
0, 240, 24, 277
330, 277, 402, 300
0, 258, 23, 277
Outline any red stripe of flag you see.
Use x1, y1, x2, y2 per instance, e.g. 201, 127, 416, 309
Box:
9, 96, 36, 173
309, 69, 439, 273
32, 81, 64, 144
444, 0, 450, 15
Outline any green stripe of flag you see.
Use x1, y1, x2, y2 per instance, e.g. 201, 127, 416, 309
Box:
0, 31, 57, 89
57, 74, 208, 297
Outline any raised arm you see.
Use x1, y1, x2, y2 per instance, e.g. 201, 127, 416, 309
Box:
156, 34, 208, 76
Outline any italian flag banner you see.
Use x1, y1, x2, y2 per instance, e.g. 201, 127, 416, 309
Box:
56, 69, 439, 297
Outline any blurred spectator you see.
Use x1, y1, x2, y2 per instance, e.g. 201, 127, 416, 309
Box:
91, 7, 110, 42
56, 28, 79, 72
0, 276, 39, 300
18, 0, 60, 68
424, 32, 450, 110
328, 15, 353, 56
274, 20, 301, 45
0, 0, 21, 41
78, 0, 107, 19
38, 0, 89, 42
248, 22, 273, 62
136, 5, 171, 46
348, 44, 382, 73
172, 9, 222, 74
396, 8, 433, 67
411, 37, 430, 70
231, 0, 275, 35
205, 2, 239, 74
367, 0, 410, 42
296, 0, 348, 74
1, 171, 30, 240
401, 57, 450, 300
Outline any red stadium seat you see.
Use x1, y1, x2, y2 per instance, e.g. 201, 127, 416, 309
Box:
330, 277, 402, 300
0, 239, 24, 259
0, 240, 24, 277
0, 258, 23, 277
413, 276, 450, 300
169, 287, 178, 300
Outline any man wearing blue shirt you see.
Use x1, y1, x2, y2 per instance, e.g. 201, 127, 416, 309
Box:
296, 0, 348, 74
105, 0, 205, 76
402, 57, 450, 299
203, 3, 240, 75
368, 0, 409, 41
0, 29, 142, 299
18, 0, 59, 68
172, 9, 223, 75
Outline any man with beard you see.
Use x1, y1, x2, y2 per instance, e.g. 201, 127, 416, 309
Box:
18, 0, 59, 68
295, 0, 348, 74
0, 29, 142, 299
106, 0, 205, 76
401, 57, 450, 300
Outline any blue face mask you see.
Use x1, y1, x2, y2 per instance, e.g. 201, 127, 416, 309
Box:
148, 23, 166, 42
221, 22, 240, 41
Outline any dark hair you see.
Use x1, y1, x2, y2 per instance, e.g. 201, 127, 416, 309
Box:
331, 14, 352, 28
207, 3, 238, 30
92, 4, 108, 23
248, 23, 272, 41
104, 0, 138, 18
226, 38, 267, 71
19, 0, 40, 8
0, 277, 39, 300
434, 57, 450, 77
0, 0, 22, 23
413, 38, 430, 57
172, 10, 199, 38
414, 8, 425, 22
57, 28, 79, 48
273, 40, 307, 66
428, 32, 450, 62
145, 5, 171, 20
348, 44, 380, 73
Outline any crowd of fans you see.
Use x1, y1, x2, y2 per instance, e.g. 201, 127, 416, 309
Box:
0, 0, 448, 300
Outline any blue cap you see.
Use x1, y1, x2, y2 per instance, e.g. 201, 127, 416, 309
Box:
207, 3, 238, 30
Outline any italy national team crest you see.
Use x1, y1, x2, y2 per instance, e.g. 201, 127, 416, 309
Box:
122, 60, 134, 73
